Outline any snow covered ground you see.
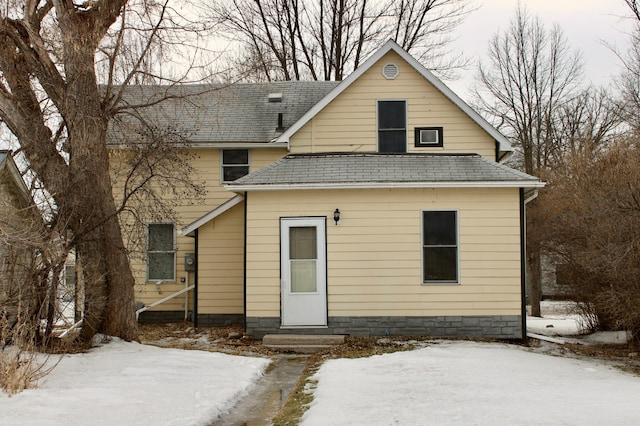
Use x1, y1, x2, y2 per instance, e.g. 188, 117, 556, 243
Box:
2, 302, 638, 426
301, 302, 640, 425
301, 341, 640, 426
0, 338, 269, 426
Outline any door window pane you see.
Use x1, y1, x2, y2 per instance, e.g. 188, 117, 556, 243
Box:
289, 227, 317, 259
289, 226, 317, 293
291, 260, 317, 292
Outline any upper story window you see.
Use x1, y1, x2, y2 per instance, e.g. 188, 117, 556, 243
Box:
221, 149, 249, 182
147, 223, 176, 282
377, 100, 407, 153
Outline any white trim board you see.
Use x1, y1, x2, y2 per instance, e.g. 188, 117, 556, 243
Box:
180, 194, 244, 236
227, 181, 545, 192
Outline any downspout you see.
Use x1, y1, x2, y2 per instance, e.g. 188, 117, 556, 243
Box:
519, 188, 540, 341
521, 188, 539, 341
193, 229, 199, 328
520, 188, 527, 342
243, 192, 248, 332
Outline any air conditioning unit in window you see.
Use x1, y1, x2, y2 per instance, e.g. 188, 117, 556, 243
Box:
415, 127, 443, 147
420, 129, 439, 145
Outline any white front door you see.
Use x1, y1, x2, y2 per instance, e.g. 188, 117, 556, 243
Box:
281, 217, 327, 327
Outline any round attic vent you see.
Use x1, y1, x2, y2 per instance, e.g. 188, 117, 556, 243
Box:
382, 63, 399, 79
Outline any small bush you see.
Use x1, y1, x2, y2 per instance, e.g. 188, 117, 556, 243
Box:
1, 306, 57, 395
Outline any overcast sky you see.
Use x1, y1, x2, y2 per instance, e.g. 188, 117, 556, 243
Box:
450, 0, 635, 97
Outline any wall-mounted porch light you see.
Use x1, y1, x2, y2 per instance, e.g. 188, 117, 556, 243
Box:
333, 208, 341, 225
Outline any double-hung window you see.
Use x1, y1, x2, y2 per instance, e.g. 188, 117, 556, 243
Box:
422, 211, 458, 283
378, 100, 407, 153
147, 223, 176, 281
221, 149, 249, 182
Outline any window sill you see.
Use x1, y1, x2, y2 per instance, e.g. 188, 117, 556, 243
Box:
422, 281, 459, 286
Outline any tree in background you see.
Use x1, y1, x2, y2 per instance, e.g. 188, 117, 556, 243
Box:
0, 1, 212, 344
473, 4, 583, 316
206, 0, 473, 81
527, 0, 639, 339
538, 139, 640, 340
616, 1, 640, 131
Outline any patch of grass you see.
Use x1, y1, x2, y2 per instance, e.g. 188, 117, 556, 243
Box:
616, 364, 640, 376
562, 342, 640, 377
272, 336, 422, 425
272, 369, 317, 426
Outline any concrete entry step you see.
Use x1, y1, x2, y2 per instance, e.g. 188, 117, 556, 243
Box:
263, 334, 346, 353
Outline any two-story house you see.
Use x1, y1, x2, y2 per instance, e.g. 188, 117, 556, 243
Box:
117, 40, 543, 339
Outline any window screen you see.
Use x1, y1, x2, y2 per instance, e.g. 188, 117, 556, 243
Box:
222, 150, 249, 182
147, 223, 175, 281
378, 101, 407, 153
422, 211, 458, 283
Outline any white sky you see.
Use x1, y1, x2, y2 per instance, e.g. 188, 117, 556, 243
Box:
450, 0, 635, 96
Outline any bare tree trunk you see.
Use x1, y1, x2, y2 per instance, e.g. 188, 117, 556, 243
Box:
527, 243, 543, 317
54, 3, 138, 342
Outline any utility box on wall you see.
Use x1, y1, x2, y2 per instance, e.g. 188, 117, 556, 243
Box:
184, 253, 196, 271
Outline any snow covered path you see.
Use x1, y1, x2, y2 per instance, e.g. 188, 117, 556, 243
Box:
301, 341, 640, 426
0, 339, 269, 426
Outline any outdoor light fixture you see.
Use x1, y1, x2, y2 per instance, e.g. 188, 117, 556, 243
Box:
333, 208, 341, 225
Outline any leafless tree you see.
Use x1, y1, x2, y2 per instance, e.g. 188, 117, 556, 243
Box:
615, 1, 640, 131
473, 4, 583, 316
109, 116, 206, 266
537, 138, 640, 341
0, 1, 213, 344
549, 87, 621, 164
206, 0, 472, 82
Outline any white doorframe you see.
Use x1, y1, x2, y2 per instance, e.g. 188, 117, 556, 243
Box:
280, 217, 327, 327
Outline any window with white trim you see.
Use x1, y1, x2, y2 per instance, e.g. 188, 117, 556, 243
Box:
221, 149, 249, 182
147, 223, 176, 281
422, 211, 458, 283
378, 100, 407, 153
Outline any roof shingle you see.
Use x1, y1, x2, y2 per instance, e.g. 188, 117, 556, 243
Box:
109, 81, 339, 144
228, 153, 542, 188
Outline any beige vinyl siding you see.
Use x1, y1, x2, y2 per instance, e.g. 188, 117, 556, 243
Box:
289, 50, 496, 158
110, 146, 286, 310
197, 202, 244, 314
245, 187, 521, 319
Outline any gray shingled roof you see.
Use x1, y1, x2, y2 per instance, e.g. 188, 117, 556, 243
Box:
228, 153, 542, 188
109, 81, 339, 144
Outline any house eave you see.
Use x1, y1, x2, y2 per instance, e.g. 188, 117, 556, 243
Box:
0, 151, 32, 204
108, 141, 289, 150
180, 194, 245, 236
226, 181, 545, 192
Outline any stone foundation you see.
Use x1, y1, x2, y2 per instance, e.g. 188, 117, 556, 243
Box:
137, 311, 244, 328
137, 310, 188, 323
246, 315, 522, 340
196, 313, 244, 327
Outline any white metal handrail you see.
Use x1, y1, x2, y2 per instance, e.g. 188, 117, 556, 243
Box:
135, 285, 195, 320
